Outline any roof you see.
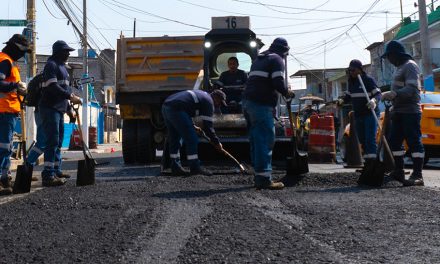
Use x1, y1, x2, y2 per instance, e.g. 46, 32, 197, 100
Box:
327, 71, 347, 82
365, 42, 383, 51
395, 8, 440, 40
291, 67, 346, 77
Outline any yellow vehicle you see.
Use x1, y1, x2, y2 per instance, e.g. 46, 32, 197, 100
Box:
340, 91, 440, 162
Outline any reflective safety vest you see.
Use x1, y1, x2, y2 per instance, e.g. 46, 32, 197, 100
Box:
0, 52, 21, 113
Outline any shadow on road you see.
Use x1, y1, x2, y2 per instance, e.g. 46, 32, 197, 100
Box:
153, 186, 252, 199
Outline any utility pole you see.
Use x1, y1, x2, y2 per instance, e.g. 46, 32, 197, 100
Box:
419, 0, 432, 77
323, 40, 327, 101
26, 0, 36, 149
400, 0, 404, 21
133, 18, 136, 38
82, 0, 89, 146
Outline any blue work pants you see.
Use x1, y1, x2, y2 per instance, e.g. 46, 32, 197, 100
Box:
0, 113, 17, 178
162, 105, 200, 170
243, 99, 274, 181
39, 106, 64, 180
354, 112, 378, 159
390, 112, 424, 159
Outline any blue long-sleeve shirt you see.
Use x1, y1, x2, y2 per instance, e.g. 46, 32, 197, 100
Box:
39, 57, 72, 113
344, 73, 381, 116
243, 50, 288, 107
163, 90, 220, 144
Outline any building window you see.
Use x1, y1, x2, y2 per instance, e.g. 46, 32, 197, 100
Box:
318, 83, 322, 93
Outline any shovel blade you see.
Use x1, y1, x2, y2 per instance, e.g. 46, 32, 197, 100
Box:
13, 164, 33, 194
358, 160, 385, 187
76, 158, 96, 186
286, 151, 309, 177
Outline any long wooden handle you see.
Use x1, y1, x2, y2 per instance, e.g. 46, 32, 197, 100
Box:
20, 108, 27, 163
357, 74, 394, 165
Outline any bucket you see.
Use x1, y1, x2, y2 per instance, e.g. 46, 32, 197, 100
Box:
308, 114, 336, 163
69, 130, 82, 150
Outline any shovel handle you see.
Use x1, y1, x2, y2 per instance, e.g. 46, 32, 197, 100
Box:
357, 74, 394, 165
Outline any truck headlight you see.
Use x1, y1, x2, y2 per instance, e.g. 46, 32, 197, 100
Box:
250, 40, 257, 48
204, 41, 211, 48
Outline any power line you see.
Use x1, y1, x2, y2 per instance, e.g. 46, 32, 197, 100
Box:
255, 0, 330, 15
100, 0, 209, 30
232, 0, 398, 14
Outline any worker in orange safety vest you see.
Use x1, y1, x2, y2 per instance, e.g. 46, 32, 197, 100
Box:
0, 34, 31, 195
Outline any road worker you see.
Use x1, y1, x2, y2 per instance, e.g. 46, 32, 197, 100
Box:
0, 34, 30, 195
214, 56, 248, 113
381, 40, 424, 186
39, 40, 81, 187
243, 37, 295, 190
338, 59, 381, 185
162, 89, 225, 176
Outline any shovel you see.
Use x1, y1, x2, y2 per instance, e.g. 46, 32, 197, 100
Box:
285, 100, 309, 177
198, 130, 248, 174
13, 98, 33, 194
357, 75, 395, 187
283, 57, 309, 178
72, 104, 96, 186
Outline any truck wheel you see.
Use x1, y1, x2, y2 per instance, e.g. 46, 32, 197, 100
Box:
122, 120, 137, 164
136, 120, 156, 164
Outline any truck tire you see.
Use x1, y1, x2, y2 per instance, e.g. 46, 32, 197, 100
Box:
136, 120, 156, 164
122, 120, 137, 164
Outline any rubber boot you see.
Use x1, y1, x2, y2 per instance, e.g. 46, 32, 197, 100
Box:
189, 159, 212, 176
388, 156, 405, 183
0, 174, 12, 195
170, 159, 189, 176
404, 158, 424, 186
254, 175, 284, 190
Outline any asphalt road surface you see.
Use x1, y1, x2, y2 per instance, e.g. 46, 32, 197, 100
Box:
1, 151, 440, 263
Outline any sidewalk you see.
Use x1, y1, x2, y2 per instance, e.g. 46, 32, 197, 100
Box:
9, 143, 122, 171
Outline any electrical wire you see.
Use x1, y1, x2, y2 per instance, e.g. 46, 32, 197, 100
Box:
232, 0, 398, 14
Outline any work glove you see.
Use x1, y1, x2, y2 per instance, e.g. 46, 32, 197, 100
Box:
366, 98, 376, 110
381, 91, 397, 101
286, 90, 295, 99
70, 93, 83, 105
336, 98, 345, 106
194, 125, 203, 135
16, 81, 27, 96
214, 142, 223, 152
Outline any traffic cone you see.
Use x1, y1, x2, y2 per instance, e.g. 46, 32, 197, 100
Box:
344, 111, 363, 168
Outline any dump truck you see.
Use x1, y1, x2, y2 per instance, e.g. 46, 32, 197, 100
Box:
116, 16, 292, 164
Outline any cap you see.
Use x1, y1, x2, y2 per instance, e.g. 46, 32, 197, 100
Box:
52, 40, 75, 54
4, 34, 31, 52
210, 89, 227, 106
381, 40, 412, 59
269, 37, 290, 55
348, 59, 363, 70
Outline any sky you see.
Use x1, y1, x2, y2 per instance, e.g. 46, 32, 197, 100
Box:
0, 0, 427, 89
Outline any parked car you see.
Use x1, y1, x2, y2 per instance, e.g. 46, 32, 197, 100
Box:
340, 91, 440, 163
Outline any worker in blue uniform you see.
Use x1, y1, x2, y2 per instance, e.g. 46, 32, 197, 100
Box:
381, 40, 425, 186
338, 59, 381, 185
39, 40, 82, 187
162, 89, 226, 176
243, 37, 295, 190
0, 34, 30, 194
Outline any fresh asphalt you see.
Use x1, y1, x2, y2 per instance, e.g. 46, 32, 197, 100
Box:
1, 150, 440, 263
